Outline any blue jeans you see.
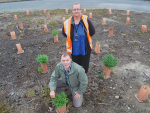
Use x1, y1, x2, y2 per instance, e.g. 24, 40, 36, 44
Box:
56, 79, 83, 108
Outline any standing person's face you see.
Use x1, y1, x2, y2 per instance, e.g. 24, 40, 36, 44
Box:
72, 4, 81, 17
61, 55, 72, 70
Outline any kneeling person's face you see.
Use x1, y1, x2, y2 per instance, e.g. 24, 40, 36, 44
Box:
61, 55, 72, 70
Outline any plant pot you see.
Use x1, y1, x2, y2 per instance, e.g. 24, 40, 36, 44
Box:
4, 13, 7, 17
54, 35, 58, 43
126, 17, 130, 24
16, 43, 24, 54
102, 18, 106, 25
57, 105, 66, 113
126, 10, 130, 15
47, 13, 50, 18
135, 85, 150, 102
109, 9, 112, 14
83, 9, 86, 14
43, 9, 46, 14
41, 63, 47, 73
94, 44, 100, 53
89, 12, 92, 18
44, 25, 48, 32
108, 28, 114, 37
26, 10, 29, 15
10, 31, 16, 39
65, 9, 68, 14
62, 17, 66, 23
14, 15, 17, 20
142, 25, 147, 33
103, 65, 111, 79
19, 23, 23, 29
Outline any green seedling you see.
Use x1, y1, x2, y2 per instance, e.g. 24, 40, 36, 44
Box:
52, 29, 58, 36
100, 71, 106, 78
36, 54, 49, 65
38, 66, 43, 72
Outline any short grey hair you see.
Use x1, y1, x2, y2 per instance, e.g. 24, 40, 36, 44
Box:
72, 3, 81, 9
61, 51, 72, 59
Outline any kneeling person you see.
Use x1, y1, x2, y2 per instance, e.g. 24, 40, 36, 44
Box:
49, 52, 88, 108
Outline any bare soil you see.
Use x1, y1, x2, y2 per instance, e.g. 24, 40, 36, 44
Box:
0, 9, 150, 113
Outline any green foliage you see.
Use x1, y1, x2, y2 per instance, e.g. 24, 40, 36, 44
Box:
52, 29, 58, 36
102, 53, 118, 69
8, 23, 12, 26
49, 21, 58, 27
38, 66, 43, 72
100, 71, 106, 78
52, 92, 68, 108
3, 10, 6, 13
37, 20, 44, 24
96, 41, 100, 45
36, 54, 49, 65
27, 89, 35, 97
0, 99, 14, 113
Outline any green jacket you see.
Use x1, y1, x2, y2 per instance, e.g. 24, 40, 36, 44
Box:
49, 61, 88, 94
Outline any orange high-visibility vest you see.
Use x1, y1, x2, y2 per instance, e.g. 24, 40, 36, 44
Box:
64, 14, 92, 54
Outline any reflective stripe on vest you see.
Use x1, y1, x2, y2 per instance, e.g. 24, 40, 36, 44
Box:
64, 14, 92, 54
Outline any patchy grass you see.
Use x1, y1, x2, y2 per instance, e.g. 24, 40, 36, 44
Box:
49, 20, 58, 27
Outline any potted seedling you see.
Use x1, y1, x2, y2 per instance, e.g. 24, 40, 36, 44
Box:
52, 92, 68, 113
3, 10, 7, 17
52, 29, 58, 43
94, 41, 100, 53
36, 54, 49, 73
102, 53, 118, 79
108, 27, 114, 37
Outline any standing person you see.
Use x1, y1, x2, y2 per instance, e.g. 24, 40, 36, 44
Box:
49, 52, 88, 108
62, 3, 95, 73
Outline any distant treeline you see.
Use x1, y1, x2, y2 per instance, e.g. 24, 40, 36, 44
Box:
0, 0, 34, 3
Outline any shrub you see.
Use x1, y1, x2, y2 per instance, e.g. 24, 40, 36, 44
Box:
38, 66, 43, 72
102, 53, 118, 69
100, 71, 106, 78
36, 54, 49, 65
8, 23, 12, 26
52, 92, 68, 108
52, 29, 58, 36
3, 10, 6, 13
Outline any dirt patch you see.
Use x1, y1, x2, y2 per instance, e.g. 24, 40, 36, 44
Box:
0, 9, 150, 113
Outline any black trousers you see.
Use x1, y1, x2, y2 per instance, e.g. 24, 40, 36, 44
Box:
72, 52, 91, 73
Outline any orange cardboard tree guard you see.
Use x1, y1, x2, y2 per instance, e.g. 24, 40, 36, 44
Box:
16, 43, 24, 54
26, 10, 29, 15
136, 85, 150, 102
54, 35, 59, 43
109, 9, 112, 14
10, 31, 16, 39
83, 9, 86, 14
19, 23, 23, 29
65, 9, 68, 14
47, 13, 50, 18
57, 105, 66, 113
102, 18, 106, 25
89, 12, 92, 18
142, 25, 147, 33
94, 42, 100, 53
126, 17, 130, 24
43, 9, 46, 14
41, 63, 47, 73
103, 65, 111, 79
14, 15, 17, 20
126, 10, 130, 15
4, 13, 7, 17
108, 27, 114, 37
44, 25, 48, 32
62, 17, 66, 23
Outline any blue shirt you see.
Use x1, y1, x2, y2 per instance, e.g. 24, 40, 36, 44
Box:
72, 22, 86, 56
64, 65, 71, 85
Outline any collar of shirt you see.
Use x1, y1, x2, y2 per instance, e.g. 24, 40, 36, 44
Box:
64, 65, 71, 73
